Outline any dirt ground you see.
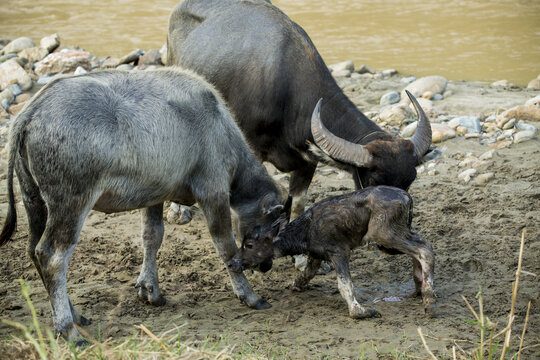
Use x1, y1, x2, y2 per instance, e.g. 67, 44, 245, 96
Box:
0, 79, 538, 359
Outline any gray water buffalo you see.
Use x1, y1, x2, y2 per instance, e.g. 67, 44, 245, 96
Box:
167, 0, 432, 217
0, 68, 286, 342
228, 186, 435, 318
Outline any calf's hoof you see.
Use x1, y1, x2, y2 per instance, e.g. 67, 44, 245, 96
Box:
245, 298, 272, 310
350, 306, 380, 319
423, 298, 436, 317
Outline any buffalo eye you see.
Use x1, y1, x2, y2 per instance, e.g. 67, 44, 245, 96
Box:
244, 243, 253, 249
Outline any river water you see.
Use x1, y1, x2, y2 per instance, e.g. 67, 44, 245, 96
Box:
1, 0, 539, 85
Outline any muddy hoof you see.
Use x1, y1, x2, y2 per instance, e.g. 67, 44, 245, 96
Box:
150, 295, 167, 307
351, 307, 380, 319
78, 315, 92, 326
424, 302, 436, 317
252, 298, 272, 310
72, 339, 90, 348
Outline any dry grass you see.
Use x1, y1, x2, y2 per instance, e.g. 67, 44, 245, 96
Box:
418, 229, 538, 360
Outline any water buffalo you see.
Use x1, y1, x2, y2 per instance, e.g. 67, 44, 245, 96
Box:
0, 68, 285, 342
228, 186, 435, 318
167, 0, 432, 217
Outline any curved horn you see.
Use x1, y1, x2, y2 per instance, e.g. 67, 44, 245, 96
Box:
310, 99, 372, 167
406, 90, 432, 162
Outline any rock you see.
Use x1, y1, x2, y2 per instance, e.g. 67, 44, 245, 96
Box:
7, 84, 22, 97
431, 123, 456, 143
422, 91, 434, 99
427, 169, 438, 176
401, 76, 447, 104
525, 95, 540, 107
475, 172, 494, 186
464, 132, 481, 139
37, 75, 55, 85
355, 64, 374, 74
0, 89, 14, 105
458, 168, 477, 183
0, 106, 8, 119
17, 46, 49, 62
401, 76, 416, 84
515, 122, 537, 132
479, 150, 495, 161
513, 130, 537, 144
381, 69, 397, 77
100, 57, 120, 68
491, 79, 513, 87
0, 59, 33, 91
329, 60, 354, 73
40, 34, 60, 53
0, 53, 18, 64
502, 118, 516, 130
8, 101, 26, 115
432, 94, 443, 101
456, 126, 468, 136
332, 69, 351, 78
452, 116, 482, 133
74, 66, 87, 75
2, 37, 35, 55
497, 104, 540, 126
116, 64, 134, 71
119, 49, 144, 65
139, 49, 163, 66
15, 93, 31, 103
409, 97, 433, 112
160, 44, 167, 66
443, 90, 454, 98
400, 121, 418, 138
379, 104, 415, 126
527, 78, 540, 90
34, 50, 91, 76
380, 91, 400, 106
1, 99, 9, 111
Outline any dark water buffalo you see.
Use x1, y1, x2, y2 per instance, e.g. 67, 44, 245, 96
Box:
228, 186, 435, 318
167, 0, 432, 216
0, 68, 285, 342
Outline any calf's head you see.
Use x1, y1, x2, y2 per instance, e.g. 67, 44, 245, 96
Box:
228, 198, 291, 273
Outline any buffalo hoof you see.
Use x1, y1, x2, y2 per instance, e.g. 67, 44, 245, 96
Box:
77, 315, 92, 326
424, 299, 436, 317
150, 295, 167, 307
73, 339, 90, 348
252, 298, 272, 310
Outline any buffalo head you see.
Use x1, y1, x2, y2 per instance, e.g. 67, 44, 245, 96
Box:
310, 90, 431, 190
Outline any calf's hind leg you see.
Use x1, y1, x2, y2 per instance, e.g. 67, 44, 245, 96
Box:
329, 253, 379, 319
135, 204, 166, 306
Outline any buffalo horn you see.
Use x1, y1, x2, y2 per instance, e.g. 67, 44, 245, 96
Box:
310, 99, 372, 167
406, 90, 432, 162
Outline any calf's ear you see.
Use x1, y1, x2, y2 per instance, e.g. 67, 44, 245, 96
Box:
270, 216, 288, 237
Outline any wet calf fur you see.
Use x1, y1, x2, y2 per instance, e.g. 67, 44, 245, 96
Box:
229, 186, 435, 319
0, 68, 285, 343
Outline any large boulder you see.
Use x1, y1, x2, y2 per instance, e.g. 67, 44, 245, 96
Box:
0, 59, 33, 91
2, 37, 35, 55
18, 46, 49, 62
496, 104, 540, 128
139, 49, 163, 66
401, 76, 447, 104
34, 50, 92, 76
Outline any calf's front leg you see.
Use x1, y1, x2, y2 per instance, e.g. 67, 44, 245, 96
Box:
136, 204, 166, 306
330, 254, 379, 319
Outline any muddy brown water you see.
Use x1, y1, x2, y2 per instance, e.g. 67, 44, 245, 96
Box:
1, 0, 539, 85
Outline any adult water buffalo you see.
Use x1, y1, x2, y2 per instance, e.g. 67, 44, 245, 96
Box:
167, 0, 432, 217
0, 68, 285, 342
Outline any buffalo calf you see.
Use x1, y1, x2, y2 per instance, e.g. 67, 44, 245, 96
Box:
229, 186, 435, 319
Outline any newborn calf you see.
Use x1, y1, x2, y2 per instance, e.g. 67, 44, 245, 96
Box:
228, 186, 435, 319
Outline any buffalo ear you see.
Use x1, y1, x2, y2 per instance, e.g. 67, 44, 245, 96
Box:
261, 194, 284, 217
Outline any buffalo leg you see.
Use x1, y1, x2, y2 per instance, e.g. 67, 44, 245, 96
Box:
199, 193, 270, 310
289, 165, 316, 219
135, 204, 166, 306
35, 206, 89, 343
329, 254, 379, 319
292, 257, 321, 290
17, 160, 91, 327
